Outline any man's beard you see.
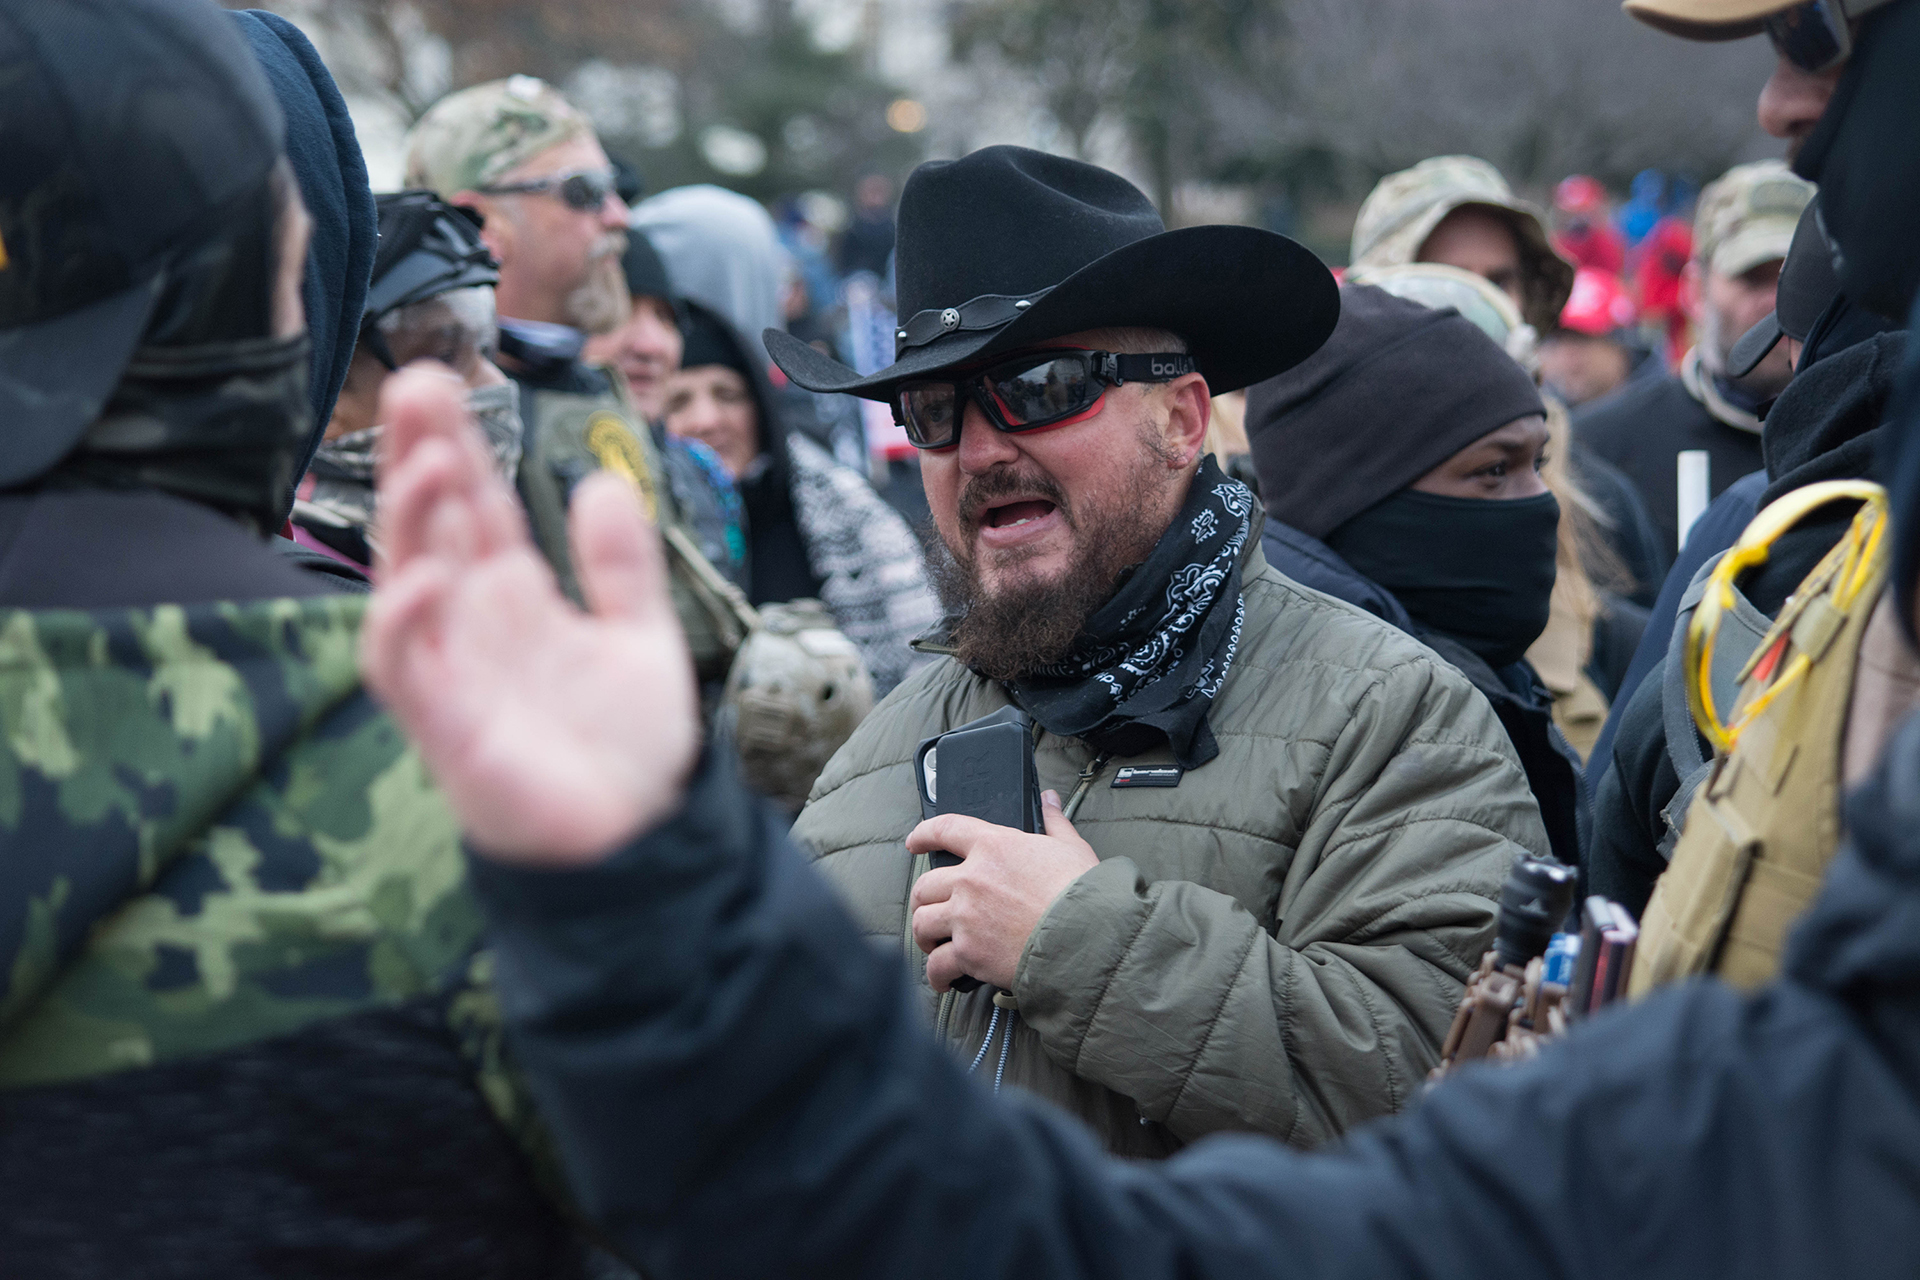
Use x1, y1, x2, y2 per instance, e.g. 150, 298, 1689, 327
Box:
562, 232, 631, 335
1701, 301, 1792, 398
933, 449, 1174, 681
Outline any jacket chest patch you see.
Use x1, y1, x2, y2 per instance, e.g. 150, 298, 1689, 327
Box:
1111, 765, 1183, 789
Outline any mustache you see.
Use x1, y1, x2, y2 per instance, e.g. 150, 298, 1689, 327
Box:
587, 230, 627, 261
958, 465, 1070, 531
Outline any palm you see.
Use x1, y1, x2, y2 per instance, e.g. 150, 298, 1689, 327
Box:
363, 368, 698, 863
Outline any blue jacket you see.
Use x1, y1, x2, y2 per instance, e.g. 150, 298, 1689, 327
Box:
468, 717, 1920, 1278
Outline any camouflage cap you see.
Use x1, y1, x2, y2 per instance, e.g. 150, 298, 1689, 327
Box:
1350, 155, 1575, 333
1693, 159, 1816, 279
404, 75, 596, 197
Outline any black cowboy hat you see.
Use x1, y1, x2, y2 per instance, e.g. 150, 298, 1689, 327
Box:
764, 146, 1339, 401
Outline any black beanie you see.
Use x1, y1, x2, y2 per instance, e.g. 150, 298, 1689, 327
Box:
621, 229, 677, 305
1245, 283, 1545, 539
680, 304, 755, 383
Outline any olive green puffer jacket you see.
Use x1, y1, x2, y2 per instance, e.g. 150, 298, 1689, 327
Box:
792, 543, 1545, 1157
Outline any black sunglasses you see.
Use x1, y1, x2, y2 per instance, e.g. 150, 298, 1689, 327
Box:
476, 168, 619, 212
1764, 0, 1896, 73
893, 348, 1197, 450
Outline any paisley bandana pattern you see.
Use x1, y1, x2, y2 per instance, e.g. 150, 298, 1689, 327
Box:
1009, 455, 1255, 768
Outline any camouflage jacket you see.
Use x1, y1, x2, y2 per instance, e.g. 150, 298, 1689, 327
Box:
0, 595, 582, 1274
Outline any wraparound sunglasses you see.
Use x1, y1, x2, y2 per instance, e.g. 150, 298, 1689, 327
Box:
892, 348, 1196, 450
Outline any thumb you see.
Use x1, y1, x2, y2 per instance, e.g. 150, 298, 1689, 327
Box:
570, 470, 670, 624
1040, 788, 1078, 841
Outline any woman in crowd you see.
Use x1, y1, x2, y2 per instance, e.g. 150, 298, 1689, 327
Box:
663, 303, 939, 696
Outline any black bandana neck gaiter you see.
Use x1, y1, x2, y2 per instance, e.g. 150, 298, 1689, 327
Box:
1007, 455, 1255, 770
1328, 488, 1559, 671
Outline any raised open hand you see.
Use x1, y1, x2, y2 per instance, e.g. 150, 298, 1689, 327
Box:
361, 366, 700, 864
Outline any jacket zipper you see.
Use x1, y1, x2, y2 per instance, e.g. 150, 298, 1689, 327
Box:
935, 746, 1109, 1056
1063, 752, 1112, 821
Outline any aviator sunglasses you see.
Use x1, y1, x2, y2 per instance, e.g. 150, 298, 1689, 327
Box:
893, 348, 1197, 450
476, 168, 620, 212
1764, 0, 1898, 73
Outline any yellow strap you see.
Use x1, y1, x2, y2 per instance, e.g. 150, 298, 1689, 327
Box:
1686, 481, 1887, 752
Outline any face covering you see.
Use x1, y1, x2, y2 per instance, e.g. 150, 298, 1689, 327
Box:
1793, 0, 1920, 322
1326, 489, 1560, 670
465, 380, 526, 479
305, 381, 524, 543
51, 166, 314, 533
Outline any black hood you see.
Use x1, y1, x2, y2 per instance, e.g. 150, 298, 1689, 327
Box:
680, 302, 790, 477
231, 10, 376, 517
1759, 328, 1908, 507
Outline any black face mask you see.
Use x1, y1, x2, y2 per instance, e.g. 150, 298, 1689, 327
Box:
46, 166, 313, 534
1793, 0, 1920, 322
1326, 489, 1560, 670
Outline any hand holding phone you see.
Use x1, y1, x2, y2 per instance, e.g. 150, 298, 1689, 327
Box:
913, 707, 1044, 991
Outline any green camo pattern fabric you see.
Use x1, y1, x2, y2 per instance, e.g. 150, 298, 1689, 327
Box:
0, 597, 491, 1091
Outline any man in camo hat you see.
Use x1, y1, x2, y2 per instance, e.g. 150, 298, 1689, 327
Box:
1351, 155, 1576, 334
1576, 160, 1815, 554
406, 77, 748, 681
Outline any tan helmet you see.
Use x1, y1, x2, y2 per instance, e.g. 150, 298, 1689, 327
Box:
1343, 261, 1540, 375
722, 599, 875, 812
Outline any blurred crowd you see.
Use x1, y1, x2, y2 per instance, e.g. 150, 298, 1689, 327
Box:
3, 0, 1919, 1276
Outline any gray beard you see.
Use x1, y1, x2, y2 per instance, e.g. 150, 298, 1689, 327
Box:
562, 246, 632, 335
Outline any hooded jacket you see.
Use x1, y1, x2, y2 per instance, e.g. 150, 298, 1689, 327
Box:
230, 10, 375, 504
231, 10, 377, 595
793, 533, 1539, 1156
0, 18, 584, 1274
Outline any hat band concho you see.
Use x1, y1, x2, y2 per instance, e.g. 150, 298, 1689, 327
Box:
895, 287, 1056, 355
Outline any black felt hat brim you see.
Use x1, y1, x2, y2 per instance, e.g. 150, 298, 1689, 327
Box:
765, 224, 1339, 402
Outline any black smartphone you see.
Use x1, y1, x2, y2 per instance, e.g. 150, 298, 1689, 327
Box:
913, 706, 1043, 991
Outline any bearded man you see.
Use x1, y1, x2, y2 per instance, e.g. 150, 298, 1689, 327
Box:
405, 78, 743, 677
1575, 161, 1816, 554
776, 147, 1546, 1155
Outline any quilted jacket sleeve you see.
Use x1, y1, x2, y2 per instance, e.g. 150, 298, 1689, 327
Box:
1014, 656, 1542, 1147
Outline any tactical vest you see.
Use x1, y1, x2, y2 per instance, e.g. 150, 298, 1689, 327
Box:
516, 374, 749, 679
1631, 482, 1889, 995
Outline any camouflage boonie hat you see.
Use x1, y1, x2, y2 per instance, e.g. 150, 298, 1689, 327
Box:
1693, 160, 1816, 280
1350, 155, 1576, 334
404, 75, 596, 197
